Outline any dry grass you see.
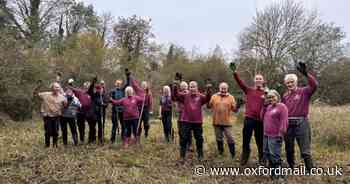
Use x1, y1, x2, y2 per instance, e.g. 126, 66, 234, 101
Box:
0, 105, 349, 184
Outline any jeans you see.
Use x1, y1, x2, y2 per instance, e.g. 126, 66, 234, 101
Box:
179, 122, 203, 159
43, 116, 60, 147
284, 118, 313, 171
60, 117, 78, 145
242, 117, 264, 161
161, 111, 172, 142
263, 136, 283, 177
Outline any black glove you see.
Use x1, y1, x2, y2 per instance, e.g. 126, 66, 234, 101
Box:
175, 72, 182, 81
229, 62, 236, 72
67, 95, 73, 103
296, 62, 308, 76
125, 68, 131, 77
92, 76, 98, 83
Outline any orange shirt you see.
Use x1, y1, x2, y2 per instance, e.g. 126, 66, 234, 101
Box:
208, 93, 236, 126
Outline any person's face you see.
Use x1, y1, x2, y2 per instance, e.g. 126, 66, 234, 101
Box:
189, 82, 198, 94
52, 83, 61, 94
180, 84, 188, 91
285, 79, 297, 91
115, 80, 122, 88
254, 75, 264, 88
219, 84, 228, 95
266, 94, 278, 105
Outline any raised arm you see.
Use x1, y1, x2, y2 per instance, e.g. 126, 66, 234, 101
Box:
233, 72, 248, 93
87, 77, 97, 97
305, 73, 318, 96
172, 84, 185, 103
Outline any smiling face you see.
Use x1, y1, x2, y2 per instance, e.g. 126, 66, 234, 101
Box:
115, 80, 122, 88
266, 94, 278, 105
219, 82, 228, 95
284, 74, 298, 91
52, 82, 61, 95
189, 81, 198, 94
254, 74, 264, 88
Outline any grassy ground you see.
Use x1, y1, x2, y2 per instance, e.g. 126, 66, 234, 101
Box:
0, 105, 349, 184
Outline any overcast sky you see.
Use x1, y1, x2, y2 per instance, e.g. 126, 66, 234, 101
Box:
81, 0, 350, 54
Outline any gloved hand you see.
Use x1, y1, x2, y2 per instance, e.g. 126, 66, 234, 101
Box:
296, 62, 308, 76
229, 62, 237, 72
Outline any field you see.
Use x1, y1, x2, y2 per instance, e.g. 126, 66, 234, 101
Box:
0, 105, 349, 184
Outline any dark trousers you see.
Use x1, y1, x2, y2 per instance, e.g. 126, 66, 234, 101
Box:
179, 122, 203, 159
137, 108, 150, 137
263, 136, 283, 177
177, 112, 192, 148
125, 119, 139, 138
43, 116, 60, 147
242, 117, 264, 161
77, 113, 96, 143
161, 111, 172, 142
88, 111, 103, 143
60, 117, 78, 145
285, 119, 313, 171
111, 109, 124, 142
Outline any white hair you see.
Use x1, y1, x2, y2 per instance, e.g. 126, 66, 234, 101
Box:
189, 81, 197, 87
163, 85, 171, 96
266, 89, 281, 101
125, 86, 134, 97
219, 82, 228, 89
180, 81, 188, 90
284, 74, 298, 82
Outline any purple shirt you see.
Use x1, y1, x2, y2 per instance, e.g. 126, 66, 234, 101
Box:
234, 73, 265, 121
261, 103, 288, 137
111, 96, 144, 120
282, 74, 318, 118
160, 95, 172, 113
173, 87, 211, 124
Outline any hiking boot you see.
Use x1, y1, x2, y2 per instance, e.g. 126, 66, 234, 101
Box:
228, 143, 235, 159
217, 141, 224, 155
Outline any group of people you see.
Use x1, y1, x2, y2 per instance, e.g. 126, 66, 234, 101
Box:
34, 61, 318, 180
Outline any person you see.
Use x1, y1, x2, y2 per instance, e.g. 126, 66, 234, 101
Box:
159, 86, 173, 143
110, 86, 145, 148
90, 83, 109, 144
61, 89, 81, 146
207, 82, 237, 158
282, 62, 318, 173
230, 62, 266, 165
174, 81, 193, 151
110, 73, 130, 143
130, 77, 153, 139
260, 90, 288, 181
34, 82, 67, 147
68, 78, 97, 144
173, 80, 212, 162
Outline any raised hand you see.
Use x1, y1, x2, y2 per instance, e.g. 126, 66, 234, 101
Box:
125, 68, 131, 77
229, 62, 237, 72
296, 62, 308, 76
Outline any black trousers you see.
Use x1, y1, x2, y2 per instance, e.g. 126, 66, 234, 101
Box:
111, 108, 124, 142
60, 117, 78, 145
242, 117, 264, 161
161, 111, 172, 142
124, 119, 139, 138
43, 116, 60, 147
88, 111, 103, 143
137, 108, 150, 137
179, 122, 203, 159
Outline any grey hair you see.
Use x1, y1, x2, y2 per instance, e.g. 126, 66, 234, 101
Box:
284, 74, 298, 82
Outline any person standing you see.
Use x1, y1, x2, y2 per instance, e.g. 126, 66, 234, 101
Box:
207, 82, 237, 158
173, 80, 212, 162
61, 89, 81, 146
261, 90, 288, 181
159, 86, 173, 143
282, 62, 318, 173
34, 82, 67, 147
230, 62, 266, 165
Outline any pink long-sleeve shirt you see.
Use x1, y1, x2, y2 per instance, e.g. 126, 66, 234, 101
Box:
173, 87, 211, 123
282, 73, 318, 118
130, 77, 153, 112
261, 103, 288, 137
233, 73, 265, 121
111, 96, 144, 120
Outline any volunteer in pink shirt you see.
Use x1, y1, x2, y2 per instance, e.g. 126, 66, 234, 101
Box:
230, 62, 265, 166
282, 62, 318, 173
261, 90, 288, 181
